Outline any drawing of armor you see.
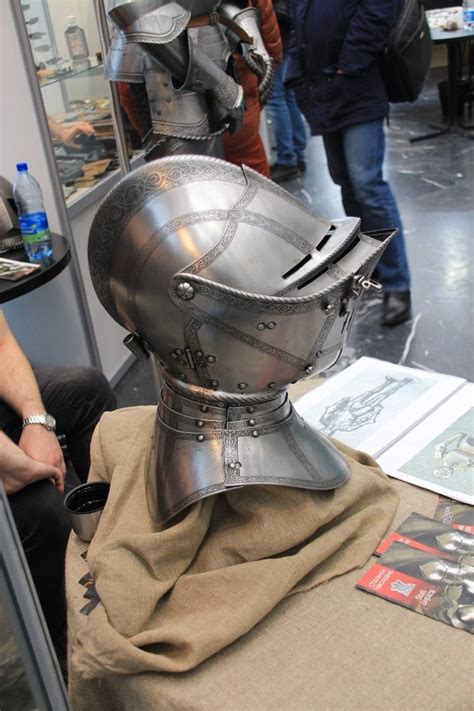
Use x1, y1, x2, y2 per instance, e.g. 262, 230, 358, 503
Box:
433, 433, 474, 479
319, 376, 413, 437
105, 0, 274, 159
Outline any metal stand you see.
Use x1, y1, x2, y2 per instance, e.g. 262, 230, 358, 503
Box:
411, 36, 474, 143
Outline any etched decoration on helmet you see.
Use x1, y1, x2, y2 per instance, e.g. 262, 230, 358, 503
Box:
89, 156, 395, 524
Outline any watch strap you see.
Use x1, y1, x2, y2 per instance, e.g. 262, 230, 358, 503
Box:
22, 414, 55, 431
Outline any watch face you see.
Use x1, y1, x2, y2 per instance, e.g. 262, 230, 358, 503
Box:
45, 414, 56, 430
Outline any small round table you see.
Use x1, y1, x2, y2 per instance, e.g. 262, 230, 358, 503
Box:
411, 26, 474, 142
0, 233, 71, 304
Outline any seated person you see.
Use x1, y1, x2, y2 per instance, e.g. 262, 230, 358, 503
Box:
0, 310, 116, 661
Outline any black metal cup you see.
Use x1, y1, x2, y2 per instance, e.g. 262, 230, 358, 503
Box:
64, 482, 110, 542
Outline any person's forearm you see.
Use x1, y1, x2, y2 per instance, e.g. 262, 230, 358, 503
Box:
0, 312, 45, 419
0, 430, 64, 493
47, 116, 63, 141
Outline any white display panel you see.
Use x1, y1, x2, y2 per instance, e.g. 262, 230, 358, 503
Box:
295, 357, 465, 457
378, 384, 474, 505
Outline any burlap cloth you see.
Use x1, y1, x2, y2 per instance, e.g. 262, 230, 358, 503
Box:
66, 383, 473, 710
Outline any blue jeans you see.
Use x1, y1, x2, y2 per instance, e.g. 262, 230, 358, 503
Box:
268, 56, 307, 167
323, 120, 411, 292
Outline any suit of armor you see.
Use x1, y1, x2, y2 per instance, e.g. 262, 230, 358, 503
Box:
106, 0, 274, 159
433, 433, 474, 479
89, 156, 395, 524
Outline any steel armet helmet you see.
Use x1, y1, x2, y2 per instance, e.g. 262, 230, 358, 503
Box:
89, 156, 395, 523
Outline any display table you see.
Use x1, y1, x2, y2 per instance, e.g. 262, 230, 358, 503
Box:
412, 26, 474, 142
0, 234, 70, 304
66, 379, 473, 711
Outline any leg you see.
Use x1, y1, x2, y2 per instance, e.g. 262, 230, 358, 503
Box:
8, 480, 71, 659
34, 368, 116, 482
267, 58, 298, 167
342, 120, 411, 293
322, 130, 364, 220
0, 368, 115, 482
286, 86, 307, 164
0, 400, 22, 442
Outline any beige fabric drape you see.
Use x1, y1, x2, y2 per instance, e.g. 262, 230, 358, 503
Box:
69, 402, 397, 684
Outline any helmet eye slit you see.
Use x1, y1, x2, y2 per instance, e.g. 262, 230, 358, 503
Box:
282, 224, 338, 280
296, 235, 360, 291
315, 224, 337, 252
282, 253, 312, 279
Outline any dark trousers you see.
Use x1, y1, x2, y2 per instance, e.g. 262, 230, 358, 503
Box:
4, 368, 116, 656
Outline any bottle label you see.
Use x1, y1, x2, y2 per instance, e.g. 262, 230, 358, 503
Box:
70, 33, 85, 57
464, 9, 474, 22
19, 212, 51, 244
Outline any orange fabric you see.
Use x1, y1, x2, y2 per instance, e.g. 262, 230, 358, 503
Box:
117, 82, 142, 136
224, 0, 282, 176
223, 99, 270, 177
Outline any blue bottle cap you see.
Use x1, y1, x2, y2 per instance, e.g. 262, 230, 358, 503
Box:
16, 162, 28, 171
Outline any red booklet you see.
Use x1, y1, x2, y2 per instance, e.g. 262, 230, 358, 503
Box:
433, 497, 474, 534
357, 541, 474, 633
375, 512, 474, 560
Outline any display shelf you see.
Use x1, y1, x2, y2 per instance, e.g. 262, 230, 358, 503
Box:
19, 0, 136, 203
9, 0, 136, 380
38, 57, 103, 88
66, 151, 145, 219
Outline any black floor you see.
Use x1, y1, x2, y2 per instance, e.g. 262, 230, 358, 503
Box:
114, 80, 473, 408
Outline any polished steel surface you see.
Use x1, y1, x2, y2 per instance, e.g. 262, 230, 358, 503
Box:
109, 1, 191, 45
105, 27, 147, 82
0, 176, 21, 251
104, 0, 269, 157
220, 2, 274, 103
89, 155, 393, 523
148, 375, 350, 523
64, 483, 110, 543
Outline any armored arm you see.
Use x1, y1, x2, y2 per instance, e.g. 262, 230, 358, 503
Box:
220, 2, 275, 104
139, 33, 244, 133
108, 1, 244, 133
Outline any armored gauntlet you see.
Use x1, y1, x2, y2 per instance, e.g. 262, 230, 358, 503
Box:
220, 2, 275, 104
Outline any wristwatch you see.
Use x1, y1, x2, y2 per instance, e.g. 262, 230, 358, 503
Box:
22, 413, 56, 431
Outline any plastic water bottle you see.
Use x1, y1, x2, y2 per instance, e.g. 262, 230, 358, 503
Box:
13, 162, 53, 263
463, 0, 474, 29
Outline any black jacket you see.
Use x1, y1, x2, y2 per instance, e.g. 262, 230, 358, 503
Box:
286, 0, 402, 134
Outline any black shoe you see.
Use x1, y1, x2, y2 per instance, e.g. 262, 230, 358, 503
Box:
382, 290, 412, 327
271, 163, 299, 183
297, 159, 307, 173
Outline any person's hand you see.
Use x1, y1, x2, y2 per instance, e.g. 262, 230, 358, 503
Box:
58, 121, 95, 148
2, 445, 64, 495
18, 426, 66, 491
